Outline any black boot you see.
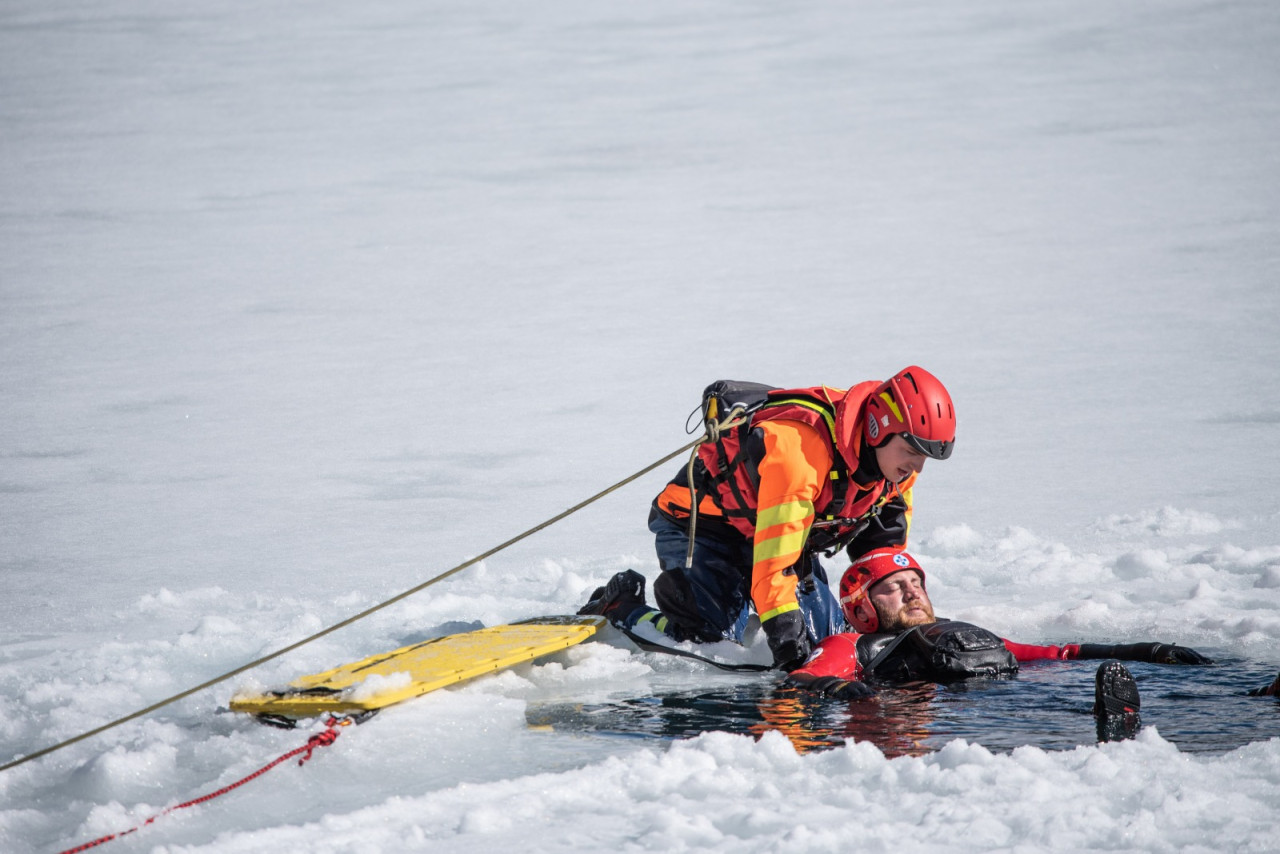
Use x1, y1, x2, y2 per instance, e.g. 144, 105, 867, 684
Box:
577, 569, 648, 624
1093, 661, 1141, 742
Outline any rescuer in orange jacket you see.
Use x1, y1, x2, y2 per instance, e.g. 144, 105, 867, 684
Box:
580, 366, 957, 671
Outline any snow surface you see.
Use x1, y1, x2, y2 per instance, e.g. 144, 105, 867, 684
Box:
3, 0, 1280, 851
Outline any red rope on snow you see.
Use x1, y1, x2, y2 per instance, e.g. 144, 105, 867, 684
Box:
58, 718, 347, 854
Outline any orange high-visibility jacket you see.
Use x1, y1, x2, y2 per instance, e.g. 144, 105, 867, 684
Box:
655, 384, 915, 625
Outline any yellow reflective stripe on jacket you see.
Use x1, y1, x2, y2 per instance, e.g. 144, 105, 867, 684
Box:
899, 480, 915, 540
758, 601, 801, 623
756, 498, 814, 532
753, 523, 810, 568
765, 397, 837, 443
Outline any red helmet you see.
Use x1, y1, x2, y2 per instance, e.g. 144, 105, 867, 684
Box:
863, 366, 956, 460
838, 549, 927, 633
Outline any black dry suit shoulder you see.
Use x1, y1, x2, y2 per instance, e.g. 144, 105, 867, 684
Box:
866, 621, 1018, 683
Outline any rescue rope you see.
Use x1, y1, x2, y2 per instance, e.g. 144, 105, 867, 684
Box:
683, 404, 751, 569
1, 439, 701, 774
57, 716, 350, 853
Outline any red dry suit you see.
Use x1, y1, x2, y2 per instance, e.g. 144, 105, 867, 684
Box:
792, 629, 1083, 683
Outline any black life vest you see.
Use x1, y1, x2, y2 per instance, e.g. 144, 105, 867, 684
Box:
855, 620, 1019, 684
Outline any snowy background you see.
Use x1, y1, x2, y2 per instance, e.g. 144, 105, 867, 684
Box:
3, 0, 1280, 851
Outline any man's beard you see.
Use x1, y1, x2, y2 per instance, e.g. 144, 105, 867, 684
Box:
878, 600, 936, 633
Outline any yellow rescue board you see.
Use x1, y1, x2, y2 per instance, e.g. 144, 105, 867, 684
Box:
229, 615, 605, 718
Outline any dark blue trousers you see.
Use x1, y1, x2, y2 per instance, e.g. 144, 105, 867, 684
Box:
637, 512, 843, 646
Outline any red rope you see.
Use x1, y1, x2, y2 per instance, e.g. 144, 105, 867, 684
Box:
58, 719, 346, 854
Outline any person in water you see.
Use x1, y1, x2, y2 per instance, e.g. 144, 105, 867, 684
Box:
782, 549, 1239, 739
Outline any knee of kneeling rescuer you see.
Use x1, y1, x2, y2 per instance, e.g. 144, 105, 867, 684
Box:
652, 571, 731, 644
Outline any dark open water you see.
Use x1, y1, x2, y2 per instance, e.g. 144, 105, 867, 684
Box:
528, 657, 1280, 757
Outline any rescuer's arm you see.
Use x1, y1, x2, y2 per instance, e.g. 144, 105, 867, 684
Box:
750, 421, 831, 670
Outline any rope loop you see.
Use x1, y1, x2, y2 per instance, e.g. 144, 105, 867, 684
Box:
299, 727, 340, 765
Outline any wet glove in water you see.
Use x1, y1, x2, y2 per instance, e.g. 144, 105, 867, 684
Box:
799, 675, 875, 700
1076, 642, 1213, 665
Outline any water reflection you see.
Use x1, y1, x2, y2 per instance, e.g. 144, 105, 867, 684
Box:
751, 683, 939, 756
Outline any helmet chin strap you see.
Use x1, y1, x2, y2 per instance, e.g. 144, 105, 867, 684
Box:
855, 602, 879, 634
857, 434, 886, 482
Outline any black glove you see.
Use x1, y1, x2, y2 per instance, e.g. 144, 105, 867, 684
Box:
1246, 671, 1279, 697
1076, 642, 1213, 665
763, 611, 811, 671
800, 675, 875, 700
1150, 644, 1213, 665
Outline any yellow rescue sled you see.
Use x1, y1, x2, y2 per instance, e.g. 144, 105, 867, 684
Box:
229, 615, 605, 719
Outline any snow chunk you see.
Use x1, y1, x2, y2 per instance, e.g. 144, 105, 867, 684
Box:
345, 671, 413, 702
1112, 549, 1170, 581
921, 524, 985, 556
1096, 507, 1234, 537
1255, 565, 1280, 589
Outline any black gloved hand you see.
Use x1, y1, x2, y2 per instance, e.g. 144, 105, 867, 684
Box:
1077, 642, 1214, 665
763, 611, 811, 671
770, 637, 811, 672
1149, 644, 1213, 665
803, 675, 875, 700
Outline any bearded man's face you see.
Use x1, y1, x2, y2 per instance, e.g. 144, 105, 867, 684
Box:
868, 569, 935, 632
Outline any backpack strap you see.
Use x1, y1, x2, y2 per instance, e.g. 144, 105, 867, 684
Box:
682, 382, 776, 567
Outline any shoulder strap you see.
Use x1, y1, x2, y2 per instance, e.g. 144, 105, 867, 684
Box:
859, 626, 924, 679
